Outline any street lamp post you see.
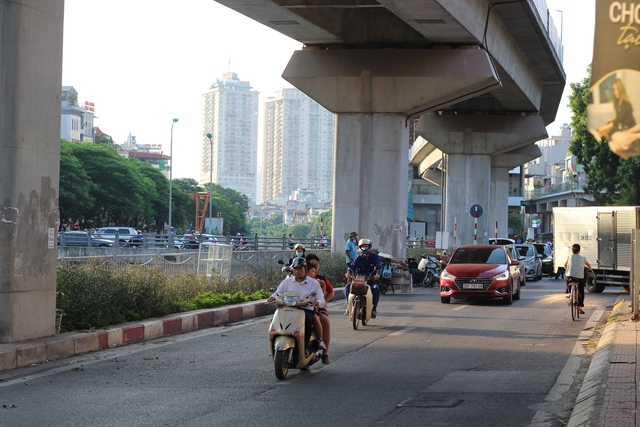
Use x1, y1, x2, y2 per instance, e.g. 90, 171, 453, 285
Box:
206, 132, 213, 234
168, 118, 179, 245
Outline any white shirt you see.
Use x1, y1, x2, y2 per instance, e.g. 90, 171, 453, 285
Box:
566, 253, 587, 278
418, 257, 428, 272
271, 275, 325, 309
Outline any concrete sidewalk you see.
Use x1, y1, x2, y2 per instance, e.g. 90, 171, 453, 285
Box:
568, 299, 639, 427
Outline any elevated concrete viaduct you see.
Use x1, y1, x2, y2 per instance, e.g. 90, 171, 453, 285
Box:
0, 0, 564, 342
215, 0, 565, 252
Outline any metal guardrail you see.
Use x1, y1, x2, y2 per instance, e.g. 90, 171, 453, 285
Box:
57, 232, 331, 251
524, 181, 585, 199
57, 244, 234, 278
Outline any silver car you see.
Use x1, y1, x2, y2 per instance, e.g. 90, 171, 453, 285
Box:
58, 231, 114, 247
514, 243, 543, 281
504, 244, 527, 285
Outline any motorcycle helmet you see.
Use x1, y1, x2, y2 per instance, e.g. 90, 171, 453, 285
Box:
358, 238, 372, 253
293, 243, 305, 251
290, 257, 307, 269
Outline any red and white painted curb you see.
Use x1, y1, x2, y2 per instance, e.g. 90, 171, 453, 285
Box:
0, 288, 347, 372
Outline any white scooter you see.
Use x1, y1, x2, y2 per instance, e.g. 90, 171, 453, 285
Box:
347, 275, 374, 330
268, 291, 322, 380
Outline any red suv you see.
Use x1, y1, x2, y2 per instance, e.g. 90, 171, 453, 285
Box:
439, 245, 522, 305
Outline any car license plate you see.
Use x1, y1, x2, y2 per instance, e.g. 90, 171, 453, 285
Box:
462, 283, 484, 289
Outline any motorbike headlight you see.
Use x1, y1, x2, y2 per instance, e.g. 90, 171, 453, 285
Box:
441, 270, 455, 280
282, 295, 300, 307
493, 271, 509, 280
542, 258, 552, 264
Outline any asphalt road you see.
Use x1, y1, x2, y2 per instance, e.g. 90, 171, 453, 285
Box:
0, 276, 623, 427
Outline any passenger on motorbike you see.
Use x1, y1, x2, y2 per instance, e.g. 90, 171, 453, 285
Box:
306, 253, 332, 364
268, 257, 326, 350
347, 238, 382, 318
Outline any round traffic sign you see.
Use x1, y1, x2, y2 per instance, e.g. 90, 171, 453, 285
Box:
470, 204, 483, 218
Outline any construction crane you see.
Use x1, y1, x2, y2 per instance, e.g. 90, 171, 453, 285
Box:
194, 191, 210, 233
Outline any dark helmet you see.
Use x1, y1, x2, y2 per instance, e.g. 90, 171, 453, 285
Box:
291, 257, 307, 269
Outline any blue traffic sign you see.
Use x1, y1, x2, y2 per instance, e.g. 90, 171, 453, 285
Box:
470, 204, 483, 218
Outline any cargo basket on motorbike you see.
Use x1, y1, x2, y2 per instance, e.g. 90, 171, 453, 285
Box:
351, 278, 368, 295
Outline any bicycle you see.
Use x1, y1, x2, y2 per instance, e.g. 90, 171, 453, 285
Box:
568, 279, 580, 321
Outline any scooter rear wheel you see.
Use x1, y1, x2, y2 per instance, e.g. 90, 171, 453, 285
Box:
274, 349, 289, 380
352, 298, 360, 330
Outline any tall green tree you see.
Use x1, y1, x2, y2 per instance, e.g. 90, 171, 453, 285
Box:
569, 66, 640, 205
66, 142, 147, 225
59, 140, 94, 221
508, 212, 524, 236
132, 161, 166, 232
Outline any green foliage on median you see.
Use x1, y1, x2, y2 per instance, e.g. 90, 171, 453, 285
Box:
56, 262, 277, 332
54, 251, 376, 333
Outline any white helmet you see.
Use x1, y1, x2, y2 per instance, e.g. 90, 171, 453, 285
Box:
293, 243, 305, 251
358, 238, 372, 253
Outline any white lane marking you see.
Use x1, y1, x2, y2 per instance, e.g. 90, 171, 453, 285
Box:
452, 305, 467, 311
389, 327, 415, 337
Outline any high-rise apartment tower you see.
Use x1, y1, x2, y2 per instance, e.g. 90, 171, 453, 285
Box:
262, 88, 335, 203
201, 72, 259, 203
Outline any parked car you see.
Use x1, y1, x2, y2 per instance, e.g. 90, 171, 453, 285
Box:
94, 227, 138, 243
514, 243, 543, 281
489, 238, 516, 245
533, 243, 554, 276
58, 231, 114, 247
439, 244, 522, 305
504, 244, 527, 285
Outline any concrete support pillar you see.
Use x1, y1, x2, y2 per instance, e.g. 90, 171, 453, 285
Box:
333, 114, 409, 257
282, 48, 499, 256
416, 115, 546, 246
446, 154, 492, 245
491, 167, 511, 239
0, 1, 64, 342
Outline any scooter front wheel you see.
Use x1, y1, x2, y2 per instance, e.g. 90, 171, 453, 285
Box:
352, 297, 361, 330
274, 349, 289, 380
361, 300, 367, 326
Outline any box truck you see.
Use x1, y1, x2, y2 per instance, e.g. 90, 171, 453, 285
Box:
553, 206, 640, 293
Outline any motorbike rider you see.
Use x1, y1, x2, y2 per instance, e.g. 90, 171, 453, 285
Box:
268, 257, 326, 350
286, 243, 306, 268
347, 238, 382, 318
410, 254, 428, 284
306, 253, 332, 364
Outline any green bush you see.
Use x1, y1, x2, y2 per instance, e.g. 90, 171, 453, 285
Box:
56, 262, 275, 333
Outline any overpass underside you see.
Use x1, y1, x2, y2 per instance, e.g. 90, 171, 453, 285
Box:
1, 0, 564, 342
214, 0, 564, 254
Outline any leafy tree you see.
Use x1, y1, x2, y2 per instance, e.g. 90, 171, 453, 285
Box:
133, 162, 167, 233
508, 212, 523, 236
568, 66, 640, 205
66, 142, 147, 226
310, 210, 332, 236
59, 140, 94, 221
171, 178, 202, 232
289, 223, 312, 238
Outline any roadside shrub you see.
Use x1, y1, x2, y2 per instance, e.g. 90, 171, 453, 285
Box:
56, 262, 275, 333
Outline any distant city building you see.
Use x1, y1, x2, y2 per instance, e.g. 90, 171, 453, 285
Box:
60, 86, 94, 142
200, 72, 259, 203
524, 123, 576, 189
262, 88, 335, 203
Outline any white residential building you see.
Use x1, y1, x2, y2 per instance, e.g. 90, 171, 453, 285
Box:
200, 72, 259, 203
262, 88, 335, 203
60, 86, 95, 143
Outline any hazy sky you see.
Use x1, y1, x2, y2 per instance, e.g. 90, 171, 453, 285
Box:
62, 0, 594, 181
